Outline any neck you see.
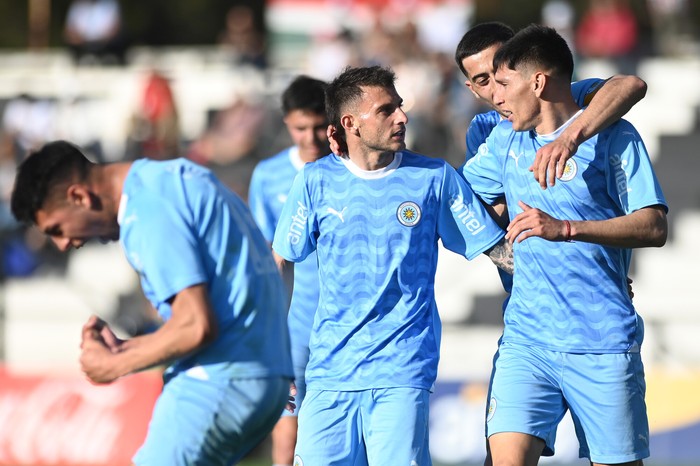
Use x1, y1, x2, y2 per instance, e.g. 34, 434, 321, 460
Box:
346, 139, 397, 170
348, 150, 395, 171
535, 99, 581, 135
89, 162, 133, 215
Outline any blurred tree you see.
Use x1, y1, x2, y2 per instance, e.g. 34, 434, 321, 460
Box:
0, 0, 266, 49
0, 0, 691, 54
0, 2, 29, 47
28, 0, 51, 49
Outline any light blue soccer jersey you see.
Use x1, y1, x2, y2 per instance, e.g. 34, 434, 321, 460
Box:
272, 151, 504, 391
463, 78, 605, 295
248, 146, 320, 365
118, 158, 293, 380
249, 147, 304, 242
462, 115, 667, 353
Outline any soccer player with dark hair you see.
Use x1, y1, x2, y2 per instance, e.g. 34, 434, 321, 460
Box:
273, 65, 513, 466
11, 140, 293, 465
462, 24, 667, 466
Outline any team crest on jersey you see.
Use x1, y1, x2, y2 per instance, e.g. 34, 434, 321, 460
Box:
293, 455, 304, 466
559, 158, 578, 182
397, 201, 421, 227
487, 397, 497, 422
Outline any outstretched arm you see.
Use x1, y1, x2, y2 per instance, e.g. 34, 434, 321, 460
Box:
531, 75, 647, 189
506, 201, 667, 248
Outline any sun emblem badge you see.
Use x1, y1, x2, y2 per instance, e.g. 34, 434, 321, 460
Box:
487, 396, 497, 422
397, 201, 421, 227
293, 455, 304, 466
559, 158, 578, 182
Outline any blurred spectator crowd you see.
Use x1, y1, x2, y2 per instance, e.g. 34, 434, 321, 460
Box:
0, 0, 697, 297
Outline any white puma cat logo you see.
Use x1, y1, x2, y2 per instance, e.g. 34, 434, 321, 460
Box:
327, 207, 347, 222
508, 150, 524, 168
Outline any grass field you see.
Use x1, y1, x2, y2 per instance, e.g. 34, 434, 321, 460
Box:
239, 460, 270, 466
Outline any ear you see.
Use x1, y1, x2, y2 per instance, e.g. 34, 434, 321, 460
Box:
340, 113, 358, 136
533, 71, 547, 97
66, 184, 93, 208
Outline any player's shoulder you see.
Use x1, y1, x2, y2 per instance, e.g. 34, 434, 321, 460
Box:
571, 77, 605, 107
254, 147, 294, 172
596, 118, 642, 146
571, 77, 605, 92
468, 111, 505, 141
470, 110, 502, 127
130, 157, 209, 191
293, 153, 341, 187
303, 152, 340, 172
399, 150, 449, 172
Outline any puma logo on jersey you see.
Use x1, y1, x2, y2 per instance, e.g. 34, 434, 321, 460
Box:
327, 207, 347, 222
508, 150, 524, 168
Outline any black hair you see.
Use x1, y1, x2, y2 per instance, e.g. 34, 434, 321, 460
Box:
454, 22, 514, 78
11, 140, 91, 224
325, 65, 397, 139
281, 75, 328, 116
493, 24, 574, 81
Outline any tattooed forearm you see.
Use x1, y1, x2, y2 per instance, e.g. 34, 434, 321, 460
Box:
486, 238, 514, 275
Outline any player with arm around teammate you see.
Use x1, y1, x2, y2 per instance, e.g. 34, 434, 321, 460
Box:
455, 21, 647, 190
462, 24, 667, 466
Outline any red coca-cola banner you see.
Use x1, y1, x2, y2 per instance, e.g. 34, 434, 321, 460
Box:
0, 368, 162, 466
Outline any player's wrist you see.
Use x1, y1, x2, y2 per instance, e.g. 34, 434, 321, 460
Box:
563, 220, 573, 242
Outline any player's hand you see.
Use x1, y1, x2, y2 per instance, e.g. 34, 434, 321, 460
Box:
530, 137, 578, 189
506, 201, 569, 243
327, 125, 348, 156
285, 381, 297, 413
80, 336, 118, 384
81, 315, 105, 348
81, 315, 122, 352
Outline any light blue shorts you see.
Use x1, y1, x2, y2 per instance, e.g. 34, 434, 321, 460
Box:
295, 388, 431, 466
133, 372, 289, 466
281, 343, 309, 418
486, 341, 650, 463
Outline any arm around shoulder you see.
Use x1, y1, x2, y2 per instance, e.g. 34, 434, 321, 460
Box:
532, 74, 648, 189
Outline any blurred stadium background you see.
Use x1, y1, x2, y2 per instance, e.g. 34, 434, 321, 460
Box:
0, 0, 698, 465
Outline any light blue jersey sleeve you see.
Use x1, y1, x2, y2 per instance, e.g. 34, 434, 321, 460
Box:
606, 120, 668, 214
120, 159, 292, 380
460, 122, 509, 205
272, 168, 318, 263
438, 164, 504, 260
571, 77, 605, 108
123, 191, 207, 308
248, 164, 276, 242
466, 110, 502, 160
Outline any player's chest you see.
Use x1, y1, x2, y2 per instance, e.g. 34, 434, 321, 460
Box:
313, 188, 437, 235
